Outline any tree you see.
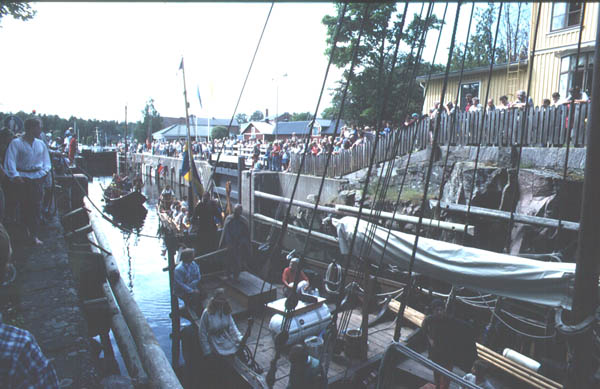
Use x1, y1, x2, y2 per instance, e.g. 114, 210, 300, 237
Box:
291, 112, 312, 121
450, 3, 529, 70
249, 110, 264, 121
138, 98, 163, 143
0, 2, 35, 26
321, 4, 442, 126
502, 2, 530, 63
235, 113, 248, 124
211, 126, 228, 139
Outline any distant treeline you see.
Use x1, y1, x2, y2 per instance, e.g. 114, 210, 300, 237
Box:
0, 111, 139, 145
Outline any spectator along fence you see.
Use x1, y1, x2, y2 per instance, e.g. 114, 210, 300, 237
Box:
288, 102, 591, 178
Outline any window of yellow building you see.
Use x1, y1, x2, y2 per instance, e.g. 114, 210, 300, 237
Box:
459, 82, 480, 111
559, 52, 594, 97
551, 3, 582, 31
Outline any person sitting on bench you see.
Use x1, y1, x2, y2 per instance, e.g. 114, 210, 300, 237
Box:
174, 248, 203, 315
282, 257, 309, 298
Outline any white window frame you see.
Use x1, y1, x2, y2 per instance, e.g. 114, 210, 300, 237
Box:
458, 81, 481, 109
551, 3, 582, 32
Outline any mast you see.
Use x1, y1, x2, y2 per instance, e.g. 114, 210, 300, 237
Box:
567, 6, 600, 387
180, 57, 195, 207
124, 105, 128, 175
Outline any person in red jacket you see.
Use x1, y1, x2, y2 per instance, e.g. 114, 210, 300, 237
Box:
68, 134, 78, 163
282, 257, 309, 297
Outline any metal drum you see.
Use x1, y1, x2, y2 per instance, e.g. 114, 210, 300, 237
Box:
269, 303, 331, 345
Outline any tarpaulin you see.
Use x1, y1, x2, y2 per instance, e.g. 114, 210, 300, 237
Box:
334, 217, 575, 309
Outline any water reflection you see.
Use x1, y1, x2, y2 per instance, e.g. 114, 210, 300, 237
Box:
89, 176, 174, 366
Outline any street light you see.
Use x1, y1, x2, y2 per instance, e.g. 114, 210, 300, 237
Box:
273, 73, 288, 140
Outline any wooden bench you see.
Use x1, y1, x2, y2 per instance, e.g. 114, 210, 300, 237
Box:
224, 271, 277, 312
388, 299, 562, 389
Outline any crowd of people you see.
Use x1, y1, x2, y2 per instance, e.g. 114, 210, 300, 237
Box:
426, 87, 591, 119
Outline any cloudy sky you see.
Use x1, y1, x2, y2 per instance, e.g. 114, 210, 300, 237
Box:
0, 2, 469, 123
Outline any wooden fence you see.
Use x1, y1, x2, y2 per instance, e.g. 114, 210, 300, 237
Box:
289, 103, 591, 177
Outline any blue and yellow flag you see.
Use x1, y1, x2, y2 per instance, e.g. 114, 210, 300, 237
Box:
181, 146, 204, 198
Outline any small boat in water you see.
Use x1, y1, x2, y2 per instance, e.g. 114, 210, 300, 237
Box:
103, 186, 147, 215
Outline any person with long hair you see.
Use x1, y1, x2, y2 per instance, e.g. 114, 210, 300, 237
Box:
198, 288, 242, 386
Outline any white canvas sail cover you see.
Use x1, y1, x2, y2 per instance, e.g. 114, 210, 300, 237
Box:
333, 216, 575, 309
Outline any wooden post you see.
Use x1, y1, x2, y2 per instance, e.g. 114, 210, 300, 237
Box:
102, 282, 149, 384
86, 200, 183, 389
360, 275, 376, 359
166, 234, 181, 369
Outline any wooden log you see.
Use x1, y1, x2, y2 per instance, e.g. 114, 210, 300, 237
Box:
335, 204, 475, 235
253, 213, 338, 245
477, 345, 561, 389
86, 200, 183, 389
101, 282, 149, 384
387, 299, 563, 389
254, 190, 337, 213
429, 200, 579, 231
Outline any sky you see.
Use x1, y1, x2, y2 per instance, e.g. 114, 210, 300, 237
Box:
0, 2, 479, 124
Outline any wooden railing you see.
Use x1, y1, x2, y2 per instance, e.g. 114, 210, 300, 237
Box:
289, 103, 591, 177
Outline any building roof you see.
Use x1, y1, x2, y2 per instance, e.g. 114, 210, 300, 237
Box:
241, 119, 346, 136
416, 60, 528, 82
153, 117, 239, 140
240, 121, 276, 135
153, 124, 208, 139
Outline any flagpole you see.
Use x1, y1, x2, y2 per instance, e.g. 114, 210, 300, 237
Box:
180, 58, 195, 207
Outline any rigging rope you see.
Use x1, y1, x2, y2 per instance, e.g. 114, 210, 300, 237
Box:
504, 2, 542, 252
358, 2, 447, 283
335, 3, 437, 354
556, 2, 587, 235
462, 3, 504, 244
339, 1, 434, 326
393, 1, 463, 342
206, 2, 274, 195
431, 2, 476, 233
246, 4, 351, 386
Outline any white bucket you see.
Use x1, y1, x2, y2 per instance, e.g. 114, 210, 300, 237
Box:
304, 336, 324, 359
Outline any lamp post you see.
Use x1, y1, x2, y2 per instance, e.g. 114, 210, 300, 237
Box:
273, 73, 287, 140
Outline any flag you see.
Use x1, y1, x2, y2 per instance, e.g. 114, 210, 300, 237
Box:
181, 148, 204, 198
197, 86, 203, 109
178, 57, 184, 71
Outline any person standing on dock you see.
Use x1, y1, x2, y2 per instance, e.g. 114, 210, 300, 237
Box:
174, 248, 203, 315
3, 118, 51, 245
0, 222, 59, 388
192, 192, 222, 255
220, 204, 249, 280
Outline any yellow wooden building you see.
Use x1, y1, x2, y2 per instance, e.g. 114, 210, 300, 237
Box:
418, 2, 598, 113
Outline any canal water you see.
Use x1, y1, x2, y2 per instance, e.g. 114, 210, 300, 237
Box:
87, 176, 177, 368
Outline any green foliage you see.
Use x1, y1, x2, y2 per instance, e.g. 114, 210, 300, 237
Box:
450, 3, 529, 70
0, 2, 35, 25
321, 4, 443, 126
210, 126, 228, 139
138, 98, 162, 143
249, 110, 264, 121
0, 111, 131, 146
235, 113, 248, 124
290, 112, 312, 121
321, 107, 336, 120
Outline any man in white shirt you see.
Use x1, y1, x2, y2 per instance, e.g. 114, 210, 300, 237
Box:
4, 119, 51, 245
